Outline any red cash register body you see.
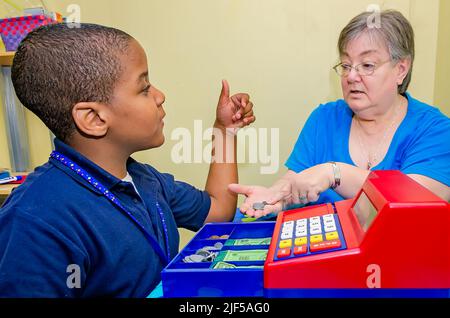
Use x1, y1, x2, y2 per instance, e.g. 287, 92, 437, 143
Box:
264, 170, 449, 297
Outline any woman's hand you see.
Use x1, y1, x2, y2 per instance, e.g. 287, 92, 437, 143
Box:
228, 178, 293, 218
228, 164, 334, 219
288, 164, 334, 204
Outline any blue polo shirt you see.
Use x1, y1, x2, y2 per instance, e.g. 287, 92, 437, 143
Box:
0, 139, 211, 297
286, 93, 450, 204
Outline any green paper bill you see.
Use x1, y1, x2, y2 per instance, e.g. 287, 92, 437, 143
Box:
216, 249, 268, 262
212, 261, 264, 269
224, 237, 272, 246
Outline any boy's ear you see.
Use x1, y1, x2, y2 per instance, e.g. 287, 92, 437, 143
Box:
72, 102, 109, 137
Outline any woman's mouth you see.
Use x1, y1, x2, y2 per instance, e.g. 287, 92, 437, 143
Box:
350, 89, 365, 95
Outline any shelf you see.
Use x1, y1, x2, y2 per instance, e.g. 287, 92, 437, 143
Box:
0, 51, 15, 66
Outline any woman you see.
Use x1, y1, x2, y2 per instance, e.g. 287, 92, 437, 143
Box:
229, 10, 450, 218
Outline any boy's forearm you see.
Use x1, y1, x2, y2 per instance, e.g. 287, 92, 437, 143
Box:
204, 121, 238, 223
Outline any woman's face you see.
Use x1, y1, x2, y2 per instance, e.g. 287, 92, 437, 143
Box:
340, 32, 409, 116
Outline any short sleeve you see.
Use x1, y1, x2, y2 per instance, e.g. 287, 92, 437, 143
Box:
285, 107, 321, 172
401, 111, 450, 186
158, 173, 211, 231
0, 209, 88, 297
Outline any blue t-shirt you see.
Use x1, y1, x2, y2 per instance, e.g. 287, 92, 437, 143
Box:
0, 139, 211, 297
286, 93, 450, 204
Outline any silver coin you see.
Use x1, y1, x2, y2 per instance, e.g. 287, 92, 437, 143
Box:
252, 201, 268, 210
182, 256, 193, 263
195, 250, 211, 257
188, 254, 205, 263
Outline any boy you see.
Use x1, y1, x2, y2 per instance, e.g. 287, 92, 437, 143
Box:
0, 23, 254, 297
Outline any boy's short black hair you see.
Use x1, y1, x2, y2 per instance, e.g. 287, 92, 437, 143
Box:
11, 23, 133, 142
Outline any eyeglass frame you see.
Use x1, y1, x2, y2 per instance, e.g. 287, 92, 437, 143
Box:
332, 59, 393, 77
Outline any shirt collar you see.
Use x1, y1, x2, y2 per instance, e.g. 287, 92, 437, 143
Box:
52, 138, 124, 191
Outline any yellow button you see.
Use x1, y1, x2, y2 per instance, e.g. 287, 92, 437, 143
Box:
294, 237, 307, 246
310, 235, 323, 243
325, 231, 339, 241
279, 239, 292, 249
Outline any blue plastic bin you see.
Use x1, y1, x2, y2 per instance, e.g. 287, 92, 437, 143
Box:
161, 222, 275, 297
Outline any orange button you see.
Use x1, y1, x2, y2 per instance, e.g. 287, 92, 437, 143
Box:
310, 239, 341, 252
277, 248, 291, 258
293, 245, 307, 255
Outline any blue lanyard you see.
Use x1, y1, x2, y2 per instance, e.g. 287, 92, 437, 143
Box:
50, 151, 170, 265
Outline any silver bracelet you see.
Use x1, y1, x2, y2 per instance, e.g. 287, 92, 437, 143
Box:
328, 161, 341, 189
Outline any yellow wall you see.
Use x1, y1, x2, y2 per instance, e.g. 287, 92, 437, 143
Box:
0, 0, 447, 245
1, 0, 443, 175
434, 0, 450, 116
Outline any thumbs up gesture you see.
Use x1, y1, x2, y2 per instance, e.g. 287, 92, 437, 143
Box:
215, 80, 255, 131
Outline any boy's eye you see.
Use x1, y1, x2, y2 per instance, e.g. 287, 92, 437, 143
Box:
142, 85, 151, 94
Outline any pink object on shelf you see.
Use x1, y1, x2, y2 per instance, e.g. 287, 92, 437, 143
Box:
0, 15, 58, 51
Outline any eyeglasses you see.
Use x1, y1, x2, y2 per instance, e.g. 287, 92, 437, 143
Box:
333, 60, 391, 77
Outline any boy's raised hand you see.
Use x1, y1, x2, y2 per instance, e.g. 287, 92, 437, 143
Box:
215, 80, 255, 130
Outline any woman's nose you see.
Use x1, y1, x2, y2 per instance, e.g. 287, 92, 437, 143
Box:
346, 67, 361, 82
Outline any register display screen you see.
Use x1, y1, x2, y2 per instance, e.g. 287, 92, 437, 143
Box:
353, 191, 378, 231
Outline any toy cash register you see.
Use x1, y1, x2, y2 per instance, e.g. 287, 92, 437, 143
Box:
162, 171, 449, 297
265, 170, 450, 297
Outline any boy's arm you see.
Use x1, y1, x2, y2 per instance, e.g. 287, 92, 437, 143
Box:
204, 122, 238, 223
204, 80, 254, 223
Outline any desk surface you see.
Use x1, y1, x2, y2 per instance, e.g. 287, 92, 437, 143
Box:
0, 183, 18, 197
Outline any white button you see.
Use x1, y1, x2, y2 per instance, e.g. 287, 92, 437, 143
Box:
281, 227, 293, 236
283, 227, 294, 234
324, 224, 337, 232
296, 228, 307, 237
310, 220, 321, 227
322, 214, 335, 222
296, 219, 307, 227
282, 226, 293, 234
324, 220, 336, 229
282, 223, 294, 230
310, 216, 321, 223
281, 232, 293, 240
283, 221, 294, 227
324, 218, 335, 224
310, 226, 322, 234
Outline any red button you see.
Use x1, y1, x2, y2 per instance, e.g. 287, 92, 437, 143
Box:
310, 239, 341, 252
293, 245, 307, 255
277, 248, 291, 258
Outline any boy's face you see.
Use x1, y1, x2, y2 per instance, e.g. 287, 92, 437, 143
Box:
107, 39, 166, 152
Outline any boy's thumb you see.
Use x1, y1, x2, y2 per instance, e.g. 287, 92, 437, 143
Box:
219, 79, 230, 103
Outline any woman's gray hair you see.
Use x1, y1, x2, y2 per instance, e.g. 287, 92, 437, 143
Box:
338, 10, 415, 94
